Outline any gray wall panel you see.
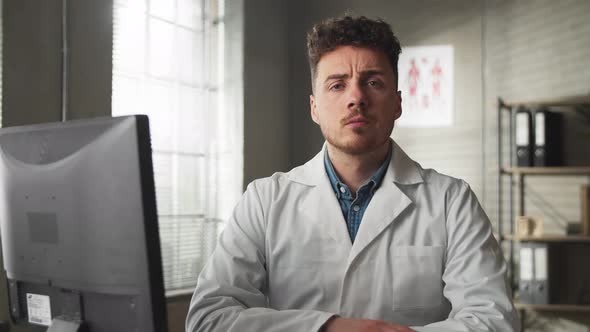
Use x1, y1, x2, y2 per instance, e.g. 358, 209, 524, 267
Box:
67, 0, 113, 120
243, 0, 292, 186
2, 0, 63, 127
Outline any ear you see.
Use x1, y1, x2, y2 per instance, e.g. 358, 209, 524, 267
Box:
310, 94, 320, 124
393, 90, 402, 120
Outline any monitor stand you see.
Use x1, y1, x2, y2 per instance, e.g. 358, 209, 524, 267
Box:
47, 318, 86, 332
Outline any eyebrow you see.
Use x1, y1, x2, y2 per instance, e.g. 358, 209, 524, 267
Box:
324, 73, 349, 83
323, 70, 387, 84
362, 70, 386, 78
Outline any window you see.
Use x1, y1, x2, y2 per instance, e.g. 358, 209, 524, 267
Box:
0, 0, 3, 127
112, 0, 243, 292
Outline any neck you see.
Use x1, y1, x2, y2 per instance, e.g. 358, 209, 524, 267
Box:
327, 140, 390, 193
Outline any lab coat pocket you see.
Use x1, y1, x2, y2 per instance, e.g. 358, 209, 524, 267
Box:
392, 245, 444, 311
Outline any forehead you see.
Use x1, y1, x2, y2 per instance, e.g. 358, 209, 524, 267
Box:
316, 45, 394, 78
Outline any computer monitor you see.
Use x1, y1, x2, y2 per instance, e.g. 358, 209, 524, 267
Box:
0, 115, 167, 332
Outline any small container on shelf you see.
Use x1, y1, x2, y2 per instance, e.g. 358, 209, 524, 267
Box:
566, 222, 581, 235
516, 216, 544, 238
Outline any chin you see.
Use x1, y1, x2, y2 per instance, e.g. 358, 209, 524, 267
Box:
329, 137, 383, 155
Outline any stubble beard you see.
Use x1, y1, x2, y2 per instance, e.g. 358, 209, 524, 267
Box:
322, 125, 392, 156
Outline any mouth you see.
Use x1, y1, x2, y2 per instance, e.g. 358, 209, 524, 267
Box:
344, 117, 370, 128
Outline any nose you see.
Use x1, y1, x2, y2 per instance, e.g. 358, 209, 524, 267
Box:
347, 82, 368, 110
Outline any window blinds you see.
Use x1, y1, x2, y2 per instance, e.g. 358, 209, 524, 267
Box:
0, 1, 3, 127
112, 0, 242, 292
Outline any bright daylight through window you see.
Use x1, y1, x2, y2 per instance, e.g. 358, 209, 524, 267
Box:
112, 0, 242, 292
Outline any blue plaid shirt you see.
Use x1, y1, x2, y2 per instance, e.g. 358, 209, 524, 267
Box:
323, 144, 392, 243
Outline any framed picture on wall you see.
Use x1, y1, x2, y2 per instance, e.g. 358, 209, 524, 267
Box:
397, 45, 454, 128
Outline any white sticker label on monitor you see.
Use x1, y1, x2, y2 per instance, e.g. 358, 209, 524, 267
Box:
26, 293, 52, 326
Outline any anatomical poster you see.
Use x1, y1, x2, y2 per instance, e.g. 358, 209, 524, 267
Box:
397, 45, 454, 127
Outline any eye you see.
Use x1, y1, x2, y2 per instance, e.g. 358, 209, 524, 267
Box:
367, 80, 383, 88
329, 82, 345, 91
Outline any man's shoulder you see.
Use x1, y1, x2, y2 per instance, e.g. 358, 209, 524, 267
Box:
246, 163, 314, 195
416, 164, 469, 195
247, 171, 289, 189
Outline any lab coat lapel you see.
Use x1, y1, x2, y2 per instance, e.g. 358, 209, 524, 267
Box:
302, 178, 353, 249
286, 141, 424, 259
348, 180, 411, 262
348, 141, 423, 263
288, 146, 353, 250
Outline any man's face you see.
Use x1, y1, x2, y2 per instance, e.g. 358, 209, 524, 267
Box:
310, 46, 402, 156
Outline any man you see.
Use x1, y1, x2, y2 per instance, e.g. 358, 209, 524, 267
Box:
186, 15, 519, 332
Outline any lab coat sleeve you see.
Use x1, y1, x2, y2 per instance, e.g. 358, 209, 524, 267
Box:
186, 181, 335, 332
411, 181, 520, 332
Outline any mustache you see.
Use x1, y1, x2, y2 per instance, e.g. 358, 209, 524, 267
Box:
341, 108, 370, 125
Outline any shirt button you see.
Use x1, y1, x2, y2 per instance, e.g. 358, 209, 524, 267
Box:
353, 205, 360, 212
339, 187, 346, 193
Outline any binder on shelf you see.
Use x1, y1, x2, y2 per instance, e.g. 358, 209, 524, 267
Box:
519, 243, 551, 304
519, 245, 535, 304
532, 244, 549, 304
582, 185, 590, 236
515, 107, 534, 167
533, 109, 563, 167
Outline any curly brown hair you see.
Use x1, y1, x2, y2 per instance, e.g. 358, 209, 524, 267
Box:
306, 15, 402, 90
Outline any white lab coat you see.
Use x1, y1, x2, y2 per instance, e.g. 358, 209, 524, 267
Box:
186, 141, 519, 332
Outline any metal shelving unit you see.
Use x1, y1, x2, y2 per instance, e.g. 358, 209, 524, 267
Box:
515, 303, 590, 313
503, 234, 590, 243
501, 167, 590, 176
497, 95, 590, 331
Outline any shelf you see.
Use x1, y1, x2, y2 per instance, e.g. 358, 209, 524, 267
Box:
500, 95, 590, 109
497, 94, 590, 318
501, 167, 590, 175
503, 234, 590, 242
515, 303, 590, 312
